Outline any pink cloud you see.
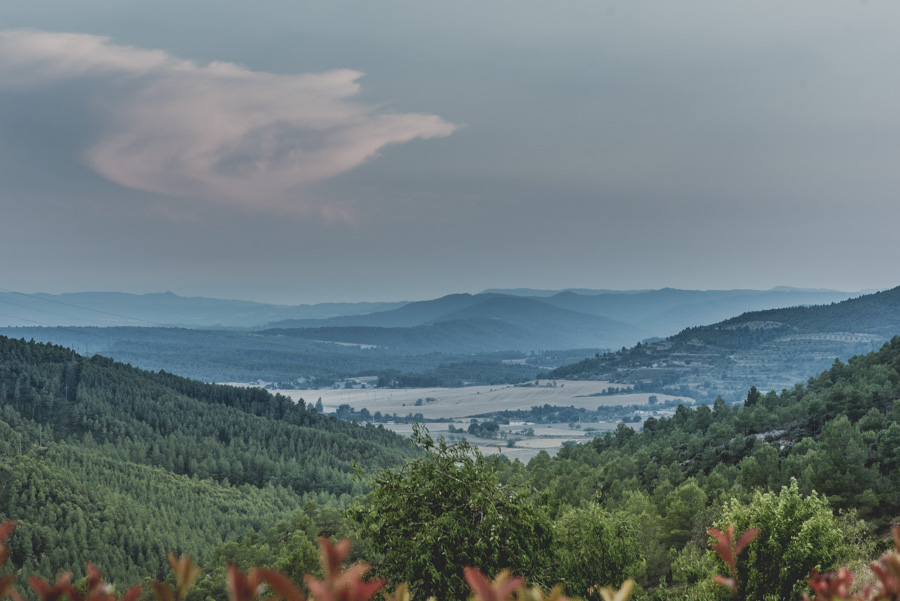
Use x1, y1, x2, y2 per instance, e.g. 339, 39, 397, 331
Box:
0, 30, 457, 214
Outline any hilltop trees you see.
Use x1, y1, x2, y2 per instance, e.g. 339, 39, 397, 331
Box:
551, 504, 641, 601
350, 428, 645, 601
717, 480, 862, 601
350, 429, 553, 600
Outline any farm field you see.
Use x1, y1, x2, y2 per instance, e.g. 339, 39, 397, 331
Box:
385, 420, 620, 462
274, 380, 687, 419
265, 381, 695, 460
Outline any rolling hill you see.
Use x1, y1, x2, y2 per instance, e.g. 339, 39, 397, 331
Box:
263, 288, 858, 351
0, 335, 416, 582
527, 287, 859, 338
0, 287, 863, 385
551, 286, 900, 401
264, 293, 504, 329
263, 295, 640, 353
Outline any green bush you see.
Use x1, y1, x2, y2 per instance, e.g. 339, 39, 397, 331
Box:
716, 479, 862, 601
551, 503, 642, 601
348, 428, 553, 601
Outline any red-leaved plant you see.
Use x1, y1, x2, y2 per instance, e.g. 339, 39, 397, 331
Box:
708, 525, 760, 596
0, 522, 18, 601
707, 524, 900, 601
0, 518, 637, 601
805, 568, 855, 601
799, 525, 900, 601
861, 526, 900, 601
0, 517, 629, 601
304, 537, 384, 601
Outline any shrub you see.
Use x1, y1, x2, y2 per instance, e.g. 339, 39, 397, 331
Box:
551, 504, 642, 601
716, 479, 862, 601
348, 428, 552, 601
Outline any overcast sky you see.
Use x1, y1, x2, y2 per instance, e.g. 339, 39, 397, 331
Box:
1, 1, 898, 304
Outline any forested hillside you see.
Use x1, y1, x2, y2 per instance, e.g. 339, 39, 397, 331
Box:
551, 286, 900, 400
0, 327, 544, 386
0, 336, 415, 584
5, 334, 900, 600
520, 336, 900, 597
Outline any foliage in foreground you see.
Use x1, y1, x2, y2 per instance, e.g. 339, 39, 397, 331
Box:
0, 522, 634, 601
5, 517, 900, 601
519, 337, 900, 595
348, 427, 644, 601
707, 524, 900, 601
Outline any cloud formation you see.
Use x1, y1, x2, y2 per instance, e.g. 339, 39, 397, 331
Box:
0, 30, 457, 212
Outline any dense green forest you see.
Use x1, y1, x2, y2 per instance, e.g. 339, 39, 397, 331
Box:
5, 334, 900, 600
520, 336, 900, 598
319, 337, 900, 599
0, 335, 415, 585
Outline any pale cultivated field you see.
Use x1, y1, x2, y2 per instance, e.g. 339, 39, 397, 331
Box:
385, 421, 621, 462
271, 380, 687, 419
253, 381, 693, 461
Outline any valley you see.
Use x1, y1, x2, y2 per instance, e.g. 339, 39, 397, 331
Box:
4, 6, 899, 598
3, 284, 900, 599
268, 380, 694, 460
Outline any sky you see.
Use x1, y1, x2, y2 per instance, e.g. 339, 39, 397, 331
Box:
1, 1, 899, 304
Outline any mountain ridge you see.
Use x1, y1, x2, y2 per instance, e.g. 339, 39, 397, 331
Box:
550, 285, 900, 400
0, 290, 409, 328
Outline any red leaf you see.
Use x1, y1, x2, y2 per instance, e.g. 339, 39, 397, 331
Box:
712, 575, 736, 593
735, 528, 760, 556
0, 522, 14, 544
85, 563, 103, 596
256, 569, 306, 601
333, 564, 369, 591
227, 565, 262, 601
119, 586, 143, 601
464, 567, 496, 601
463, 567, 523, 601
304, 577, 331, 601
318, 538, 352, 581
869, 561, 900, 599
28, 574, 78, 601
708, 528, 736, 571
151, 582, 175, 601
347, 579, 385, 601
805, 567, 854, 601
0, 575, 17, 599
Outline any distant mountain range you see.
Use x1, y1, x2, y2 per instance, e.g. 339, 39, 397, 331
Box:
484, 287, 864, 338
262, 295, 641, 353
551, 286, 900, 401
0, 291, 407, 328
262, 288, 860, 352
0, 286, 872, 384
0, 288, 859, 337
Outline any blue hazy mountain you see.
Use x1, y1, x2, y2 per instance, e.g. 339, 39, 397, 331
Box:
265, 295, 641, 353
0, 291, 407, 328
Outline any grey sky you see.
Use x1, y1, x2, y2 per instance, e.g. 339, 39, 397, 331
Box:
1, 1, 898, 303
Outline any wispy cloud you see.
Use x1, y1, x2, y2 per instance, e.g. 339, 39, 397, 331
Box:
0, 30, 457, 213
